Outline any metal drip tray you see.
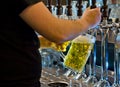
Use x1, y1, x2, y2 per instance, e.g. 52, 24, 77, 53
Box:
48, 81, 68, 87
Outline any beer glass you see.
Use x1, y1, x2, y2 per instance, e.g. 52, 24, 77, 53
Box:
63, 33, 96, 87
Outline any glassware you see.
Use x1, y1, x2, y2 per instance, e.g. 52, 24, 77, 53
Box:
40, 48, 54, 84
63, 33, 96, 87
40, 47, 70, 85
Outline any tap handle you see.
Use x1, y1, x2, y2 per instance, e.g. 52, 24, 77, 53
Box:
67, 0, 72, 6
56, 0, 62, 15
47, 0, 52, 12
76, 0, 83, 16
90, 0, 96, 9
101, 0, 108, 18
56, 0, 62, 6
103, 0, 107, 5
66, 0, 72, 16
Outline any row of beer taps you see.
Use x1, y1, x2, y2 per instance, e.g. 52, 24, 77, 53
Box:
41, 0, 120, 86
46, 0, 119, 23
45, 0, 120, 42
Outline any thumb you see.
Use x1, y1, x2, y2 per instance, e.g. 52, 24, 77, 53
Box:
86, 7, 91, 10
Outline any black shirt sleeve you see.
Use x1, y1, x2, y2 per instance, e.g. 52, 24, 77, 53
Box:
16, 0, 42, 14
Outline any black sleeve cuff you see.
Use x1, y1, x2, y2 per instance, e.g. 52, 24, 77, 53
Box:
16, 0, 42, 14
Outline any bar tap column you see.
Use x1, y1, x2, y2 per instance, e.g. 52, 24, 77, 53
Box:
94, 0, 110, 86
111, 14, 120, 87
112, 24, 120, 87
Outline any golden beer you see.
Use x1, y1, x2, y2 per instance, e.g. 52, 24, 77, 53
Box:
64, 34, 95, 72
38, 35, 70, 52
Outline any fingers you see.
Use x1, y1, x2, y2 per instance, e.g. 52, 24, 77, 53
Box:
86, 7, 90, 10
90, 7, 101, 16
86, 7, 101, 12
94, 7, 100, 10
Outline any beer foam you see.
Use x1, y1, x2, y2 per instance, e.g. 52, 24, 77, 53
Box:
73, 34, 96, 43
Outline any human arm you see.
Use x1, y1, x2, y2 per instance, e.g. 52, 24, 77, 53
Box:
19, 1, 101, 44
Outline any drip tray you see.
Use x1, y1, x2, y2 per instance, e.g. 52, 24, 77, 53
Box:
48, 81, 68, 87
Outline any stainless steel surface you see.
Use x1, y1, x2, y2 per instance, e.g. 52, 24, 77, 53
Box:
40, 65, 114, 87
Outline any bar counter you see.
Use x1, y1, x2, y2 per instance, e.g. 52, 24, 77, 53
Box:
40, 65, 114, 87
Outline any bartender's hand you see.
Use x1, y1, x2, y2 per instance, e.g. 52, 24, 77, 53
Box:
81, 7, 101, 28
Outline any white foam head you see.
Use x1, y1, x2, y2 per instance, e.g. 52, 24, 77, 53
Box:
73, 34, 96, 43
